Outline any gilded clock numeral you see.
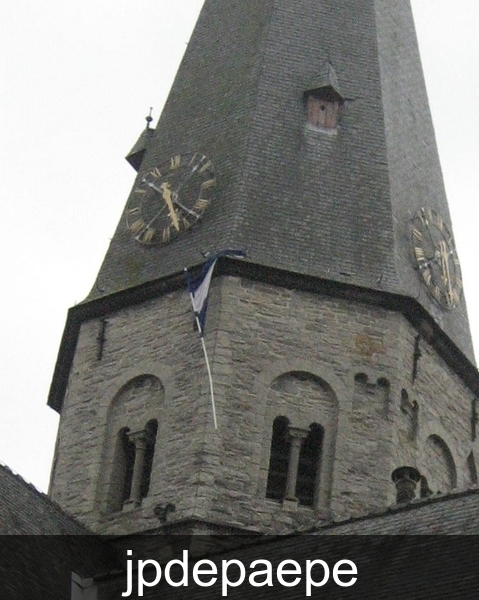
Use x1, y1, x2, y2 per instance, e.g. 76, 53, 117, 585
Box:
432, 285, 442, 302
152, 167, 162, 178
201, 178, 216, 190
162, 226, 171, 243
422, 269, 432, 286
198, 160, 212, 174
182, 217, 191, 229
189, 152, 202, 166
414, 246, 425, 261
194, 198, 210, 211
170, 155, 181, 169
142, 227, 156, 243
188, 152, 213, 173
418, 209, 427, 227
134, 188, 147, 195
129, 218, 146, 235
412, 228, 423, 242
127, 207, 141, 217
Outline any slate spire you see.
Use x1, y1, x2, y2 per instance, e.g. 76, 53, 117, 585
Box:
88, 0, 474, 362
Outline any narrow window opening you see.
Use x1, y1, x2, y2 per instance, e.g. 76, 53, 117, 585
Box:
96, 319, 108, 361
472, 399, 478, 441
107, 421, 158, 512
467, 452, 478, 486
140, 419, 158, 499
266, 416, 290, 501
296, 423, 323, 506
107, 426, 135, 512
120, 427, 135, 506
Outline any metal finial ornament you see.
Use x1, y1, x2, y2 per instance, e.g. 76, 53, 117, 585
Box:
145, 107, 153, 129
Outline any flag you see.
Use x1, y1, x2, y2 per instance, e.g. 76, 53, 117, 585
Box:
184, 249, 246, 336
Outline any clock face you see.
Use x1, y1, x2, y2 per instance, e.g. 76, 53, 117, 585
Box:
411, 207, 463, 309
126, 152, 216, 245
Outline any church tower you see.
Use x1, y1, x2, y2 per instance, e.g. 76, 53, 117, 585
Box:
48, 0, 479, 535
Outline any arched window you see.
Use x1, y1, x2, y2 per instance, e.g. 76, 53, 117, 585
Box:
101, 375, 163, 513
266, 417, 290, 501
424, 434, 457, 493
266, 370, 339, 510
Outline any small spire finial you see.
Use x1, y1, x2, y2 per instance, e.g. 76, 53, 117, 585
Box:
145, 107, 153, 129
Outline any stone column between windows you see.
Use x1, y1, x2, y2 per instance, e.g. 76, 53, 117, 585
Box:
125, 429, 150, 508
284, 427, 308, 501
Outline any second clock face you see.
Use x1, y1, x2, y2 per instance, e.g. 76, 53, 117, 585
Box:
411, 207, 463, 309
126, 152, 216, 245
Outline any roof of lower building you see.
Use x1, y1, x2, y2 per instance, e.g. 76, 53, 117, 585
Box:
311, 486, 479, 534
0, 463, 89, 535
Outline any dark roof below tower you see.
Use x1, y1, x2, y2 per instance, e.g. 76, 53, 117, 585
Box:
2, 460, 479, 597
0, 464, 121, 599
0, 463, 88, 535
313, 486, 479, 534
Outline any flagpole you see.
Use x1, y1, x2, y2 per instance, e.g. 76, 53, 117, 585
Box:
198, 322, 218, 430
183, 252, 245, 430
185, 269, 218, 430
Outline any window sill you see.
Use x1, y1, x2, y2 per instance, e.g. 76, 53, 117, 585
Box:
305, 122, 339, 136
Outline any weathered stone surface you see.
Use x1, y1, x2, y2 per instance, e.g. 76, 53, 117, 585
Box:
49, 276, 475, 534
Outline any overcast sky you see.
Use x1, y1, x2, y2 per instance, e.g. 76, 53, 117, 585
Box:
1, 1, 478, 493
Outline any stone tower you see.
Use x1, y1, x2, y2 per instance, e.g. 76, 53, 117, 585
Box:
48, 0, 479, 535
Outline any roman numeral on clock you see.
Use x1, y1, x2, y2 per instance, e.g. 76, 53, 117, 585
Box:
129, 218, 146, 235
194, 198, 210, 211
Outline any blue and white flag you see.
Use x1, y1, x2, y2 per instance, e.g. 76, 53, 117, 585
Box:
184, 249, 246, 336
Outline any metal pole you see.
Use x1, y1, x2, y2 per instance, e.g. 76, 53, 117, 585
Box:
187, 287, 218, 430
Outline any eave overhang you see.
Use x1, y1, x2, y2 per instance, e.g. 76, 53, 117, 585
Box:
48, 259, 479, 413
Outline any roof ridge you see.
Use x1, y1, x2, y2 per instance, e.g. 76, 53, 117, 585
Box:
303, 486, 479, 533
0, 461, 47, 498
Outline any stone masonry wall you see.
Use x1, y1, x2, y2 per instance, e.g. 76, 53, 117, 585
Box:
49, 276, 475, 534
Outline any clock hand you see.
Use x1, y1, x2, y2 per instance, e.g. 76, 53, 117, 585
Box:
419, 253, 440, 270
143, 177, 162, 194
440, 240, 454, 306
172, 158, 204, 196
143, 178, 180, 231
131, 180, 169, 235
142, 189, 201, 229
159, 182, 180, 231
143, 174, 201, 219
419, 212, 439, 261
140, 204, 168, 234
170, 192, 201, 219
